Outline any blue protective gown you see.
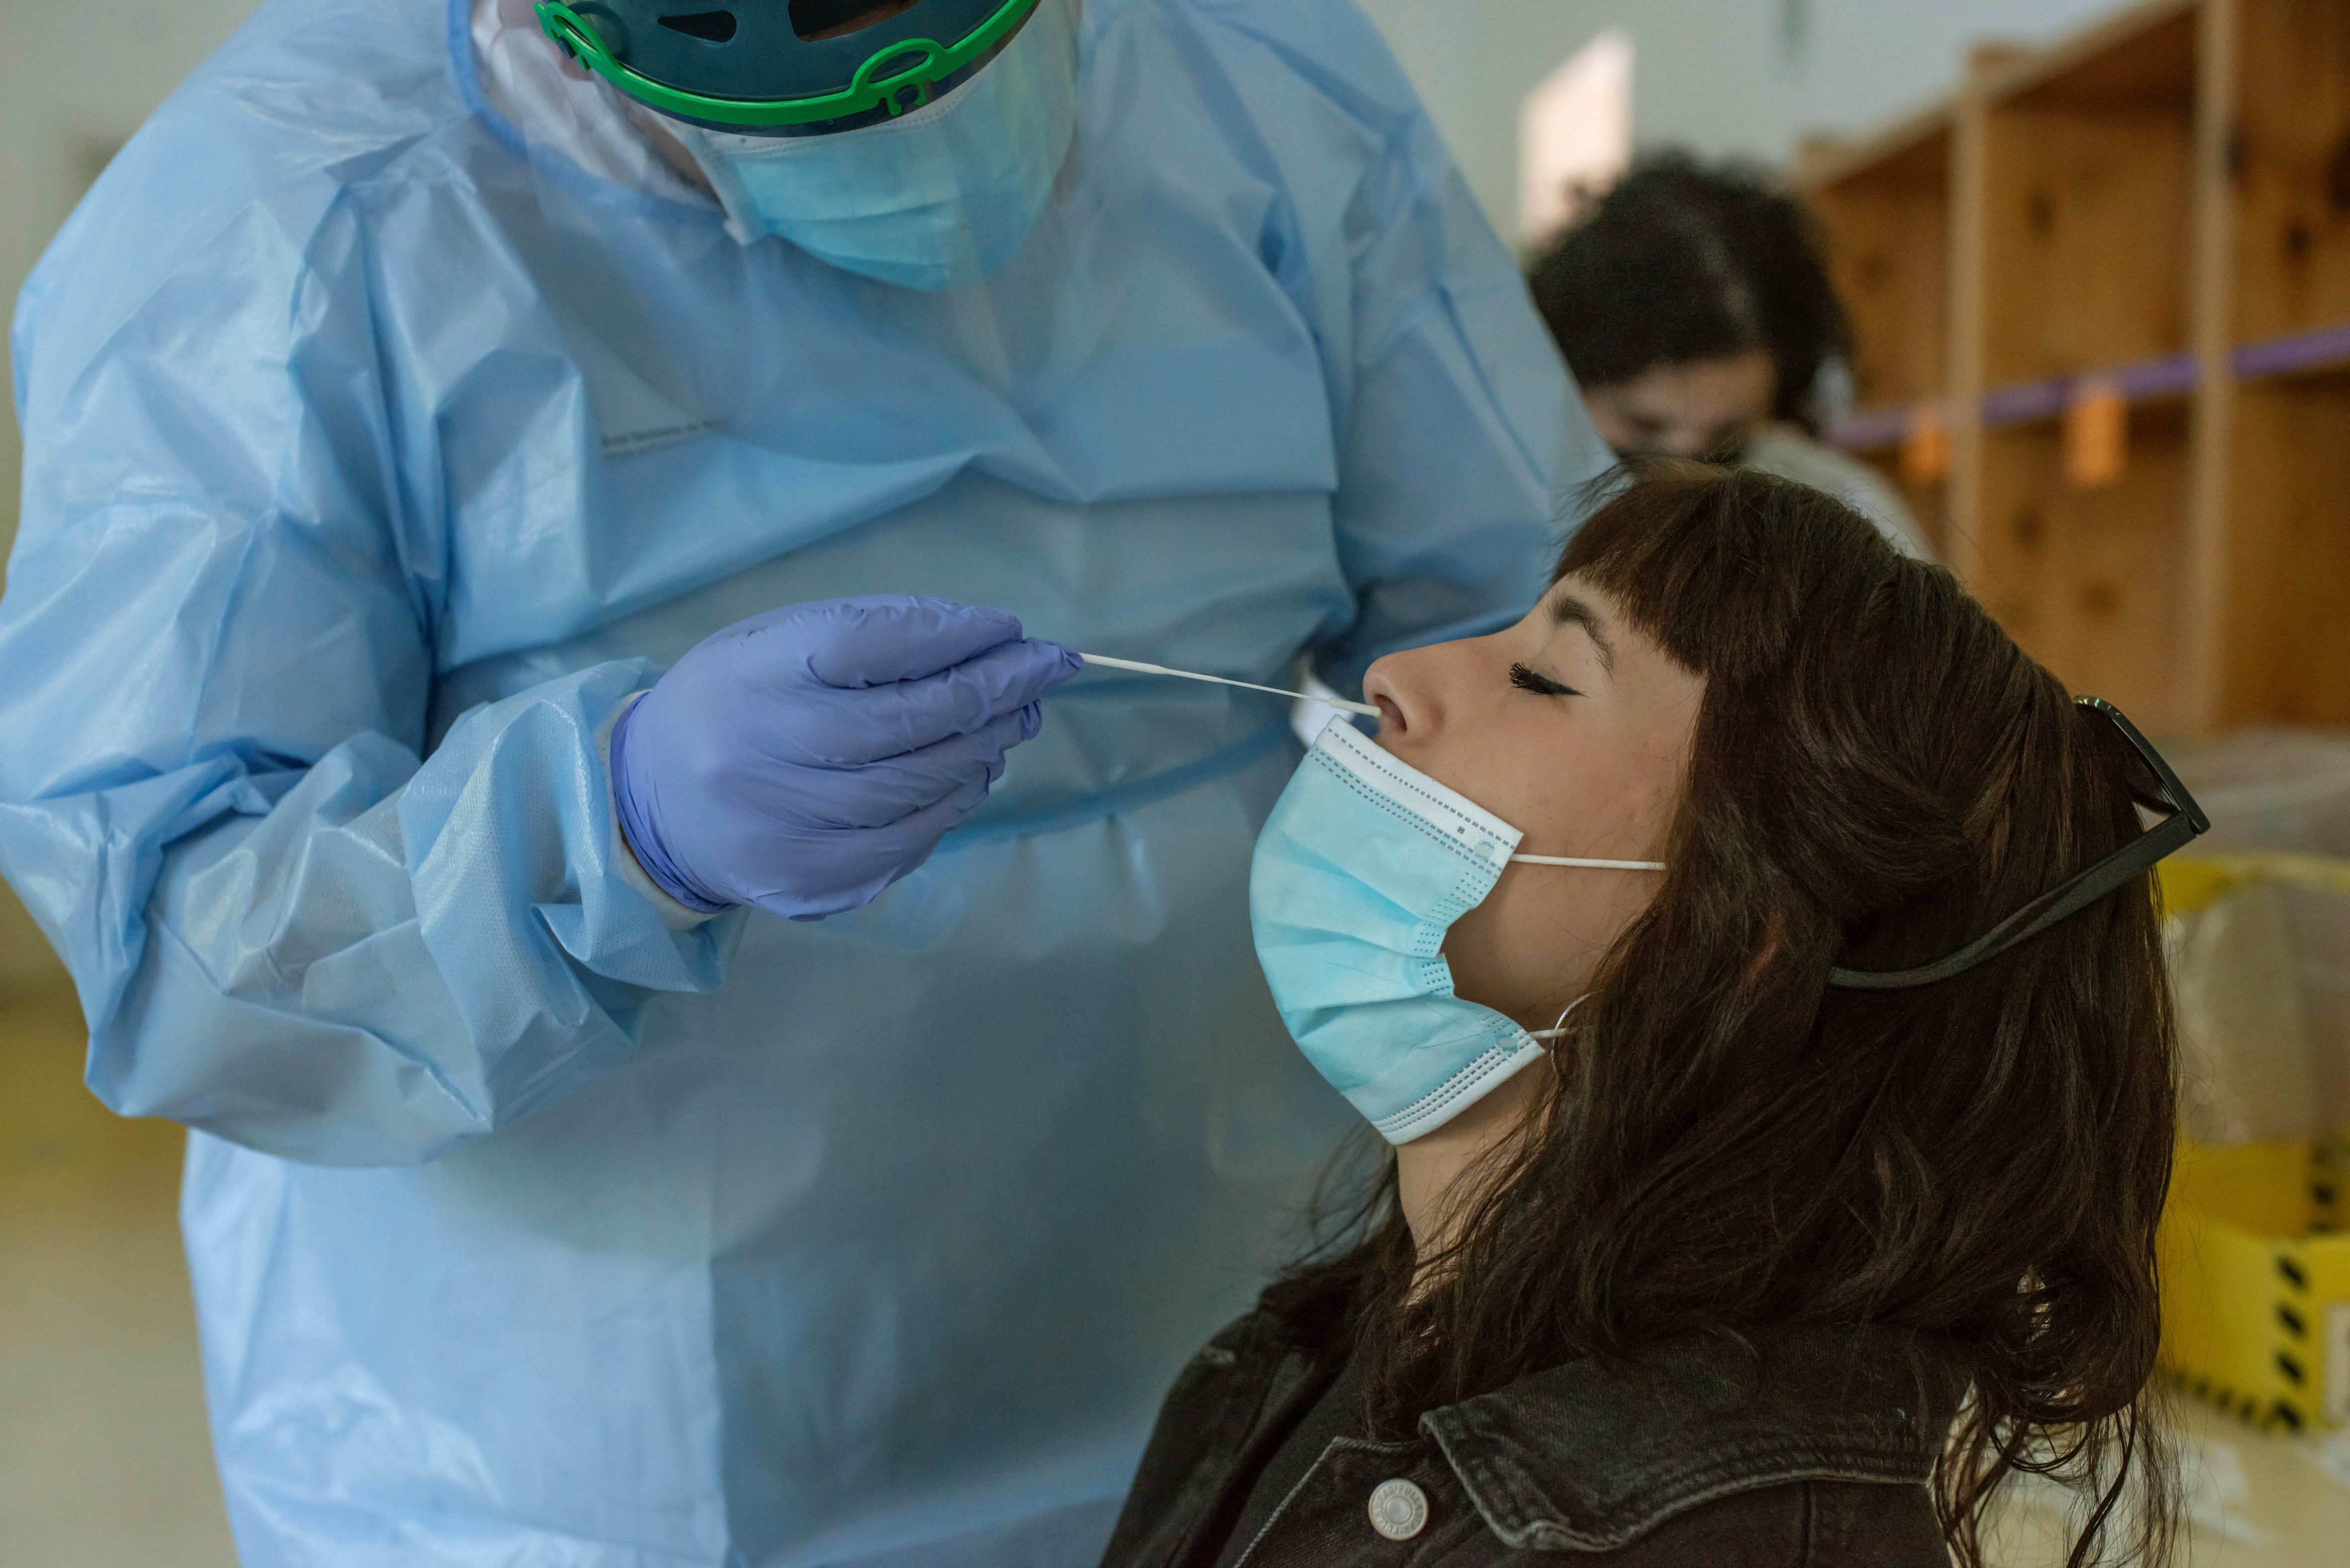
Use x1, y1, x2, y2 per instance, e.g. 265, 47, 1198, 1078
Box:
0, 0, 1601, 1561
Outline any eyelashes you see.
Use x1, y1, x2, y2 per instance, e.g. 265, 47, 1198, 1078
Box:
1510, 662, 1579, 698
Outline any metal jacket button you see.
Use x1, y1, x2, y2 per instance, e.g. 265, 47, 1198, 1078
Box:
1368, 1477, 1428, 1541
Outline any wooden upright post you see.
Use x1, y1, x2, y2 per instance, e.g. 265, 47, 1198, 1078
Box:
2184, 0, 2239, 737
1942, 47, 2026, 587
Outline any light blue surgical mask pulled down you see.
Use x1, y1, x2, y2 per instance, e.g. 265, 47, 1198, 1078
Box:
1251, 718, 1664, 1144
672, 0, 1081, 289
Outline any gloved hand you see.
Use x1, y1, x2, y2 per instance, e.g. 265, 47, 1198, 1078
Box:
610, 596, 1082, 919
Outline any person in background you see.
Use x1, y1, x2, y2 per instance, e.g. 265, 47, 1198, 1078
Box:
1527, 153, 1933, 561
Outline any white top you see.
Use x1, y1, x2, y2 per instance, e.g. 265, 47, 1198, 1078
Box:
1741, 422, 1935, 563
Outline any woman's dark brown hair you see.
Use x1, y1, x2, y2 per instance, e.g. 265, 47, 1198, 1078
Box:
1285, 462, 2179, 1567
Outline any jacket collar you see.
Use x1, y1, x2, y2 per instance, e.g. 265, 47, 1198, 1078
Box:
1418, 1322, 1971, 1554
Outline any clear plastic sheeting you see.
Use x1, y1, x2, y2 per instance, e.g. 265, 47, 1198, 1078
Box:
2172, 730, 2350, 857
2169, 862, 2350, 1150
2165, 731, 2350, 1152
0, 0, 1595, 1561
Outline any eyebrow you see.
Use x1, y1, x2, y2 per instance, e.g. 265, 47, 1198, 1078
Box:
1549, 592, 1618, 676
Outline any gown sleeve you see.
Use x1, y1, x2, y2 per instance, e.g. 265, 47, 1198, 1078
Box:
0, 173, 734, 1170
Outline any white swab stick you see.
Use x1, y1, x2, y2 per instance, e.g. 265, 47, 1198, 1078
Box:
1510, 855, 1667, 871
1077, 654, 1381, 717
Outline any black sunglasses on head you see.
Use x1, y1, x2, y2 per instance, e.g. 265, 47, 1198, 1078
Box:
1828, 697, 2210, 990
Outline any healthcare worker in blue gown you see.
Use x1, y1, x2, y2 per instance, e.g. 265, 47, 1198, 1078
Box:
0, 0, 1606, 1561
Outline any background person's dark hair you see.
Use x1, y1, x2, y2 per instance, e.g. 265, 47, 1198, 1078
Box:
1526, 154, 1853, 434
1276, 463, 2180, 1568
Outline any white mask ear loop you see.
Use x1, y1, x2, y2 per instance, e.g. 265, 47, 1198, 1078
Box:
1527, 995, 1586, 1043
1532, 995, 1588, 1083
1510, 855, 1665, 870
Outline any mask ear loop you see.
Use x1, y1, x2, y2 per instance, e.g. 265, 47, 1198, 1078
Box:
1527, 996, 1586, 1080
1529, 995, 1585, 1077
1526, 997, 1584, 1041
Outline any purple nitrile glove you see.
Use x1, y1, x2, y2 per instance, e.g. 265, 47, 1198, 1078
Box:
610, 596, 1083, 920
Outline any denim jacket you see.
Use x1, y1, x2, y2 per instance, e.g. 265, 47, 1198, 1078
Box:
1100, 1298, 1971, 1567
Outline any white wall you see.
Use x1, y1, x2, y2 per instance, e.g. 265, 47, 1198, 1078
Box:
1355, 0, 2126, 237
1, 0, 270, 568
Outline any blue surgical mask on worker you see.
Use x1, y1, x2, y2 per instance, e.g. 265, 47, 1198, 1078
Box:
672, 0, 1081, 289
1251, 718, 1663, 1144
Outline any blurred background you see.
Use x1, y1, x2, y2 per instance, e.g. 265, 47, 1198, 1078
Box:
5, 2, 2350, 1565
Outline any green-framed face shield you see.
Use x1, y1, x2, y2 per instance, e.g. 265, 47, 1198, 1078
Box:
535, 0, 1047, 135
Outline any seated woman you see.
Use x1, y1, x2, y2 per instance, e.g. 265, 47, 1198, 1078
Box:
1101, 463, 2186, 1568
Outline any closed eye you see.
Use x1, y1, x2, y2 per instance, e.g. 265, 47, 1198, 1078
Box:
1511, 662, 1579, 698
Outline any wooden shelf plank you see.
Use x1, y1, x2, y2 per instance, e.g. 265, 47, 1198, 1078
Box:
1983, 351, 2200, 426
1828, 320, 2350, 455
1825, 406, 1924, 452
1797, 100, 1954, 192
2233, 322, 2350, 379
1976, 0, 2201, 106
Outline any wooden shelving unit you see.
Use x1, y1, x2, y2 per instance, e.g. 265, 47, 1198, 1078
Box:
1805, 106, 1956, 553
1801, 0, 2350, 737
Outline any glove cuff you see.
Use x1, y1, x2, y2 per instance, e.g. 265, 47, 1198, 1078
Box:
609, 694, 736, 916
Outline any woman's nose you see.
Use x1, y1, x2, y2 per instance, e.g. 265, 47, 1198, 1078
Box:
1362, 648, 1438, 741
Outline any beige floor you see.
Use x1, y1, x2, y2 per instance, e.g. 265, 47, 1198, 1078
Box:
0, 978, 239, 1568
1986, 1397, 2350, 1566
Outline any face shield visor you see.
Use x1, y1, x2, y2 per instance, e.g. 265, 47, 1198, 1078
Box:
533, 0, 1080, 290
